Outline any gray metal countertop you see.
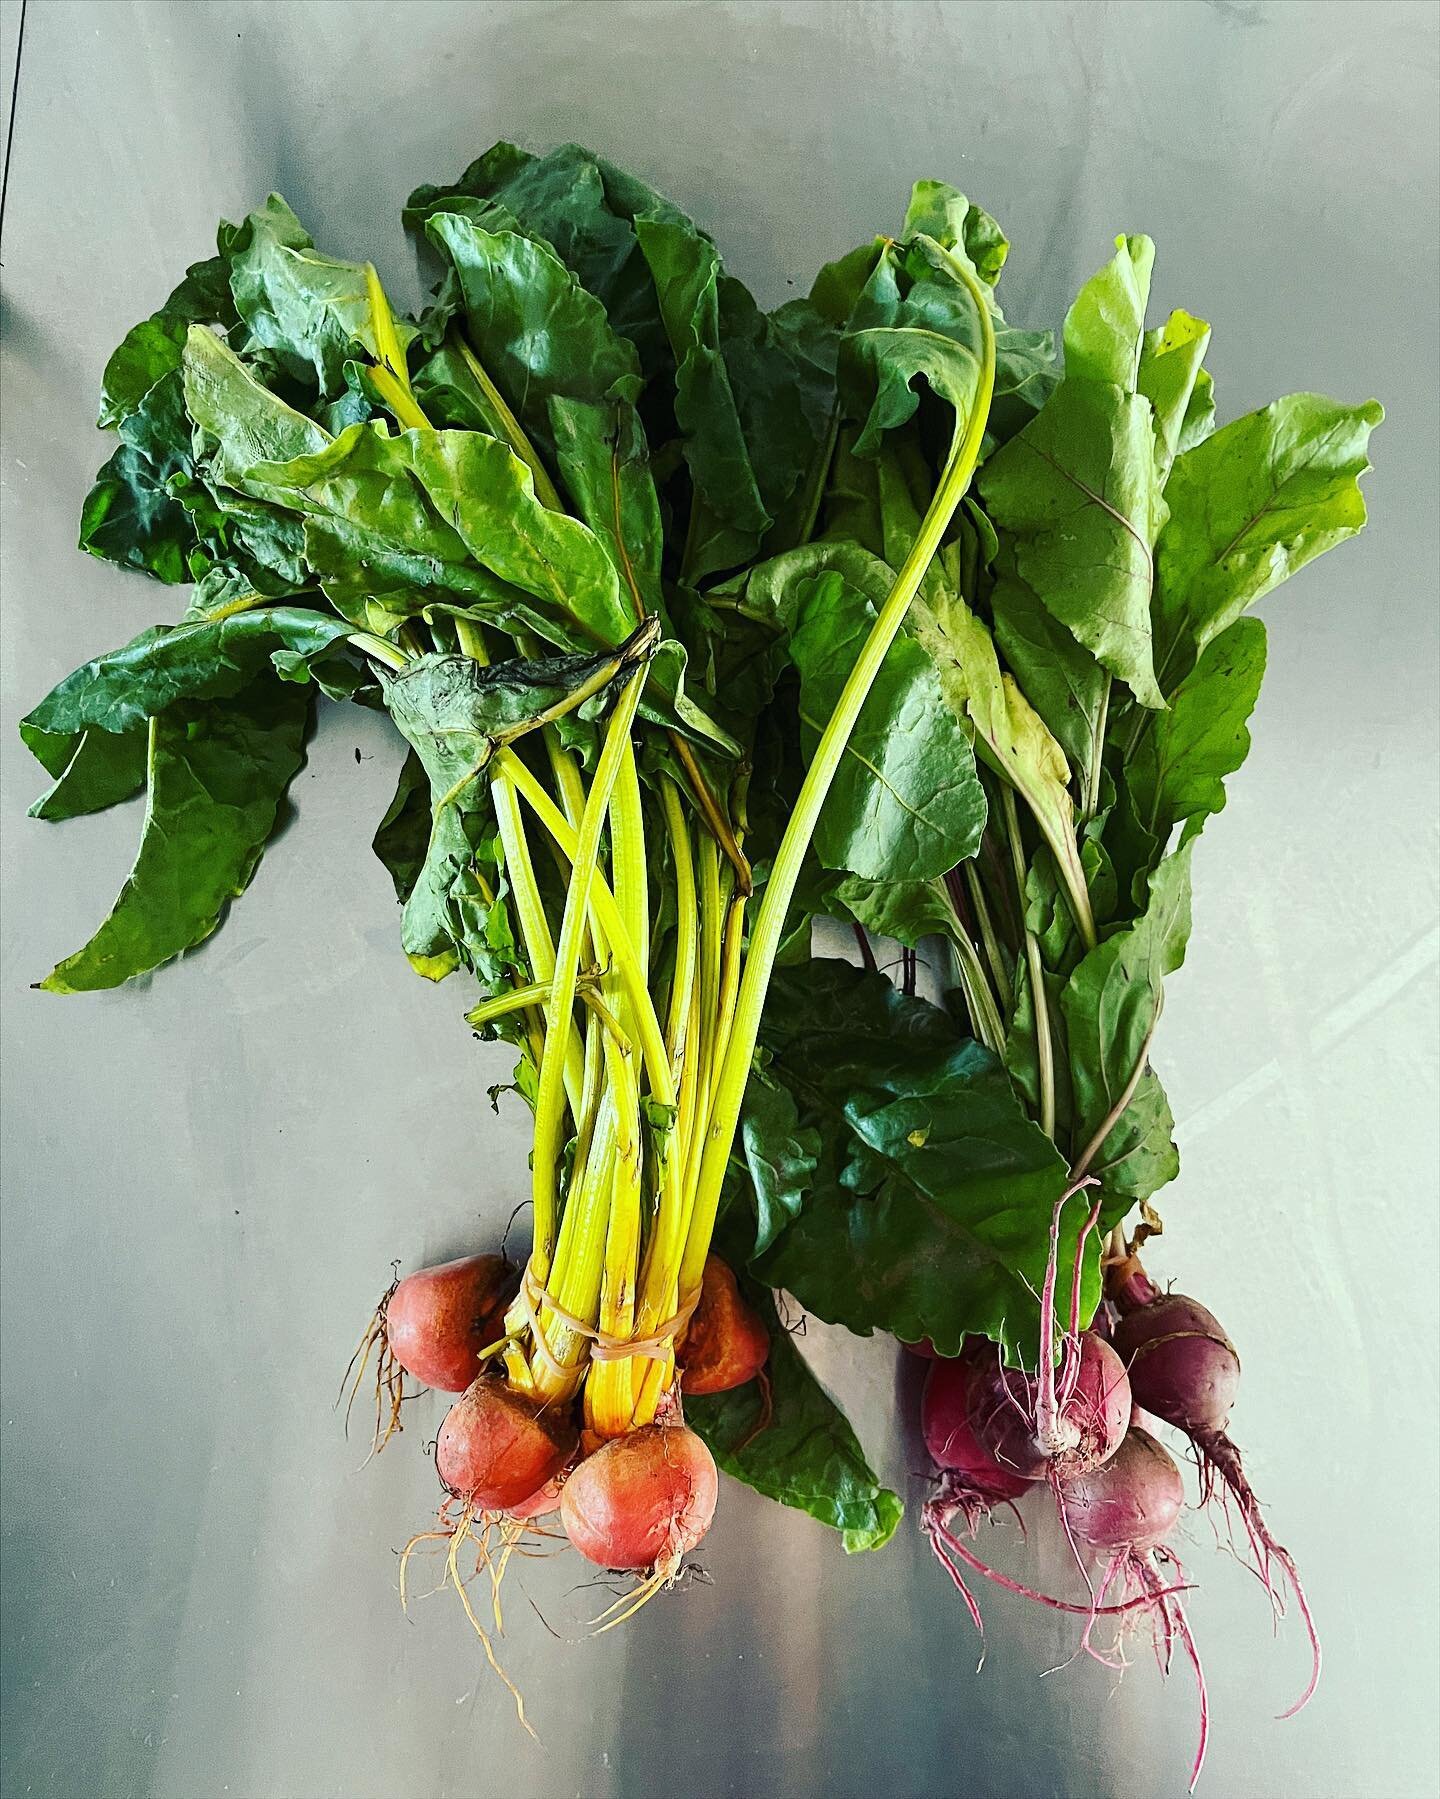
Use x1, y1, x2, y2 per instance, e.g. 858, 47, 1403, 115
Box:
2, 5, 1437, 1796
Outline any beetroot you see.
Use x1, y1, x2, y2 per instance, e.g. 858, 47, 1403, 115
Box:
561, 1424, 718, 1575
1106, 1256, 1321, 1721
968, 1332, 1131, 1484
1061, 1426, 1184, 1552
921, 1356, 1031, 1500
505, 1468, 568, 1522
386, 1253, 518, 1394
1059, 1427, 1209, 1791
436, 1378, 578, 1511
1112, 1290, 1240, 1435
680, 1256, 770, 1395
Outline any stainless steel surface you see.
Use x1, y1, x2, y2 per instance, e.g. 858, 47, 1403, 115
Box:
2, 4, 1437, 1796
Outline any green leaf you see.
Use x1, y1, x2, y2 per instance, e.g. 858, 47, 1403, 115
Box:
635, 212, 770, 578
226, 194, 411, 398
910, 588, 1091, 942
241, 422, 636, 654
23, 607, 353, 739
402, 429, 638, 647
828, 872, 955, 947
840, 238, 991, 459
1061, 233, 1153, 390
381, 641, 641, 975
372, 749, 431, 904
1138, 308, 1211, 480
981, 235, 1170, 708
425, 212, 642, 409
980, 379, 1165, 708
687, 1278, 902, 1552
752, 960, 1077, 1356
98, 255, 238, 430
737, 1065, 820, 1257
24, 727, 147, 822
1128, 616, 1267, 845
902, 180, 1009, 285
790, 571, 986, 882
182, 325, 331, 481
990, 570, 1108, 776
406, 141, 676, 377
421, 213, 665, 614
1153, 392, 1383, 684
38, 681, 311, 993
1061, 842, 1194, 1201
79, 371, 199, 584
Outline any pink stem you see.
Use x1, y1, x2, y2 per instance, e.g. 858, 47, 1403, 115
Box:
927, 1529, 986, 1633
1069, 1197, 1104, 1335
1161, 1564, 1209, 1793
1195, 1428, 1322, 1717
926, 1514, 1193, 1618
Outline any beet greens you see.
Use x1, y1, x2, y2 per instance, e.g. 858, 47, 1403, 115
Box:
25, 141, 1379, 1762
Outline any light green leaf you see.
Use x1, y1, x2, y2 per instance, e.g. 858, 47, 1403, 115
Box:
1154, 392, 1383, 684
1061, 842, 1194, 1201
980, 378, 1166, 708
1138, 308, 1211, 479
902, 180, 1009, 285
1129, 616, 1267, 844
990, 571, 1109, 777
910, 588, 1093, 944
183, 325, 330, 481
1062, 233, 1154, 391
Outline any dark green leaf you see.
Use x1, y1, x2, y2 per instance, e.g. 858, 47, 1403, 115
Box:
737, 1065, 820, 1257
98, 254, 238, 431
372, 749, 432, 903
38, 680, 311, 993
635, 212, 770, 578
79, 371, 199, 583
752, 960, 1077, 1356
790, 571, 986, 882
23, 607, 353, 739
687, 1279, 902, 1552
24, 727, 147, 822
406, 141, 676, 376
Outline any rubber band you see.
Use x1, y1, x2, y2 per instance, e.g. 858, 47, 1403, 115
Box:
519, 1263, 702, 1369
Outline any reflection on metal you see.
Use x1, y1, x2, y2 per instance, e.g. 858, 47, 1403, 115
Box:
1, 4, 1435, 1797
